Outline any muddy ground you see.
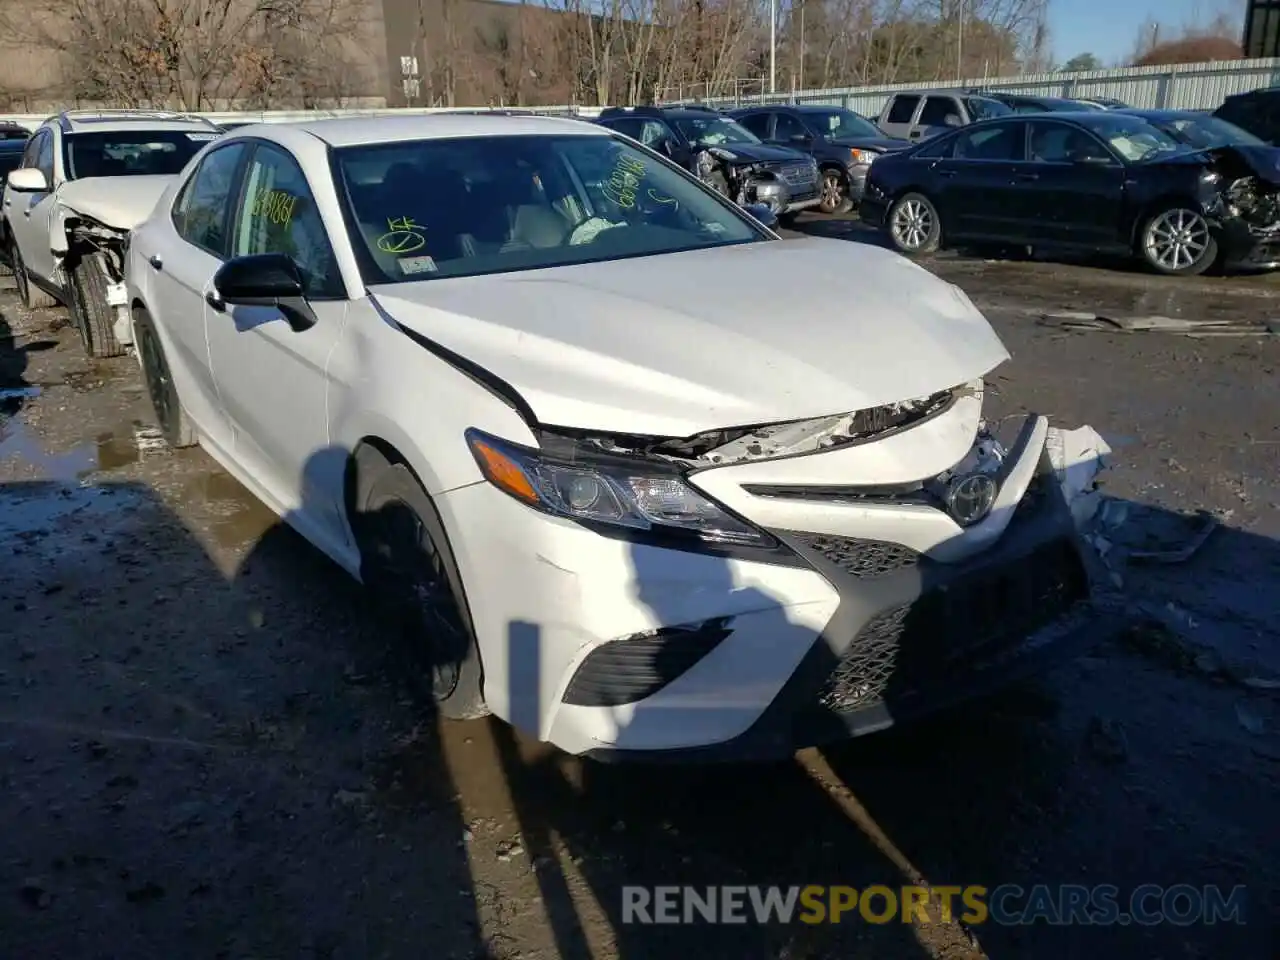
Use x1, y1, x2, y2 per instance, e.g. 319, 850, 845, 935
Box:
1, 222, 1277, 959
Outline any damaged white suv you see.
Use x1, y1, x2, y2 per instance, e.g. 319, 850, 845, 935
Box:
2, 110, 221, 357
126, 115, 1117, 759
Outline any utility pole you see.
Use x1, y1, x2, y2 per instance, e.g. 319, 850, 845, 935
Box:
955, 0, 964, 82
769, 0, 777, 94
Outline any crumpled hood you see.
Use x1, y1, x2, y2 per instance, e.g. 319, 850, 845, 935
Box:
703, 142, 811, 165
371, 237, 1010, 437
56, 175, 173, 229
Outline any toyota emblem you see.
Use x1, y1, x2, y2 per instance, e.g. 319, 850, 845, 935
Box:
946, 473, 998, 526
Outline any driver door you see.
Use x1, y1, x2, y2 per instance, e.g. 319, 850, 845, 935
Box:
204, 141, 350, 536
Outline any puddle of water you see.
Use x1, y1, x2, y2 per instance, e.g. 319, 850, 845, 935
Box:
0, 420, 98, 482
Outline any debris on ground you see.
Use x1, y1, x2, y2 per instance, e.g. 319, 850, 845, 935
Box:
1045, 425, 1111, 527
1037, 312, 1280, 337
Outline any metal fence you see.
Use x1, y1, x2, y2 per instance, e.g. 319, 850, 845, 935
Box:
659, 56, 1280, 115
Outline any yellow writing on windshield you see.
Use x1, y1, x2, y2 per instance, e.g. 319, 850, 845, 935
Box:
377, 215, 426, 254
602, 154, 646, 209
251, 189, 297, 227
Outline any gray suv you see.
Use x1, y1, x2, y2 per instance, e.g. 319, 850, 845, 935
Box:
876, 91, 1012, 142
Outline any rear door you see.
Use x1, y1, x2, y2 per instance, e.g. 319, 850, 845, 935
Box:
933, 120, 1027, 238
1022, 119, 1127, 248
879, 94, 920, 139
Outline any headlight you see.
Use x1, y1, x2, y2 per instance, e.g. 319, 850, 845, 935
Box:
466, 429, 771, 547
849, 148, 878, 165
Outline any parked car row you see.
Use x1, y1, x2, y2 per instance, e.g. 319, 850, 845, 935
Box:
0, 108, 1117, 759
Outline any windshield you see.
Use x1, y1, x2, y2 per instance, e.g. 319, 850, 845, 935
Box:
336, 133, 766, 284
1079, 116, 1186, 161
671, 116, 761, 146
1145, 114, 1266, 149
65, 130, 214, 180
966, 97, 1013, 120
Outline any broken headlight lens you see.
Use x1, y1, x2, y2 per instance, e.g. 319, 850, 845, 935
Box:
466, 429, 770, 546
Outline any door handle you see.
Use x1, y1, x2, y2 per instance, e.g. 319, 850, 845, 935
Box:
1016, 172, 1040, 181
204, 290, 225, 312
938, 169, 957, 179
148, 254, 163, 270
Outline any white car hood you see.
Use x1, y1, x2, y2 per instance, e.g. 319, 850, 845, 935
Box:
57, 175, 173, 230
373, 237, 1010, 437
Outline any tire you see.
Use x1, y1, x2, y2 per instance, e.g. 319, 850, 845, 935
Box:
67, 253, 125, 358
1138, 205, 1218, 276
818, 167, 851, 215
352, 448, 488, 721
11, 241, 57, 308
134, 307, 197, 448
887, 191, 942, 256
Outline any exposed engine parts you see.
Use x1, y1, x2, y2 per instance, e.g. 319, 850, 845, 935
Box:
1222, 176, 1280, 235
693, 148, 790, 215
65, 217, 129, 284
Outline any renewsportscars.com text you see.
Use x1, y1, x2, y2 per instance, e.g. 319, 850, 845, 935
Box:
621, 884, 1248, 926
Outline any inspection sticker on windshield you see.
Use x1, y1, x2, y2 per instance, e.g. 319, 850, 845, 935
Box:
399, 255, 437, 275
186, 132, 219, 141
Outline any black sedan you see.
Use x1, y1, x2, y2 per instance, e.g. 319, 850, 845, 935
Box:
860, 112, 1280, 276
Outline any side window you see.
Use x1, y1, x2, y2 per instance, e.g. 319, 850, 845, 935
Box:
637, 119, 672, 148
173, 142, 248, 257
954, 123, 1024, 161
1027, 121, 1073, 162
886, 96, 919, 124
737, 113, 772, 138
35, 132, 54, 181
914, 133, 957, 159
919, 96, 961, 127
603, 118, 645, 141
233, 144, 342, 299
21, 131, 42, 168
773, 113, 809, 141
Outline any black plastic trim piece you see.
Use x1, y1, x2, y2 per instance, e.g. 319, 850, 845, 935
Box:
562, 618, 734, 706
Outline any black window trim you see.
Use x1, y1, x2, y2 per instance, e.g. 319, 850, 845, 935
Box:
171, 139, 252, 261
228, 139, 347, 302
886, 94, 922, 124
941, 119, 1028, 162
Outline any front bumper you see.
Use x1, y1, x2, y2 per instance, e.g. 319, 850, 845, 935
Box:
441, 413, 1117, 760
1216, 217, 1280, 270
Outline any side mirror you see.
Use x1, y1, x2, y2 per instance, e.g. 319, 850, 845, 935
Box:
212, 252, 317, 332
7, 167, 48, 192
743, 202, 779, 230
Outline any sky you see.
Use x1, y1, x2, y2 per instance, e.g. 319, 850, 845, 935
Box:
1049, 0, 1240, 65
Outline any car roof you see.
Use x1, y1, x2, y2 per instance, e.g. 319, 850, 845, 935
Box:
52, 111, 220, 135
281, 113, 610, 148
1116, 108, 1201, 118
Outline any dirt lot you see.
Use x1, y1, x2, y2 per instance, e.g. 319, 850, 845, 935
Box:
1, 225, 1278, 959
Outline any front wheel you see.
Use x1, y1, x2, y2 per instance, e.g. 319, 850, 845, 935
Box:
887, 191, 942, 256
134, 308, 196, 448
68, 253, 125, 358
1139, 206, 1217, 276
353, 450, 488, 720
818, 168, 851, 215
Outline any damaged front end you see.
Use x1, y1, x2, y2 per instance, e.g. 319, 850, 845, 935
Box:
1201, 146, 1280, 266
693, 148, 814, 217
56, 211, 134, 350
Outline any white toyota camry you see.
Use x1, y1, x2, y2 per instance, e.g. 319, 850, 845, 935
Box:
125, 114, 1115, 760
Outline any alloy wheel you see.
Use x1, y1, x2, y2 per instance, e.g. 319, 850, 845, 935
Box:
891, 198, 934, 251
820, 171, 845, 213
1144, 209, 1210, 272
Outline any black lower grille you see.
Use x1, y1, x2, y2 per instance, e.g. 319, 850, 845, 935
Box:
793, 533, 919, 577
562, 618, 733, 707
819, 538, 1088, 712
